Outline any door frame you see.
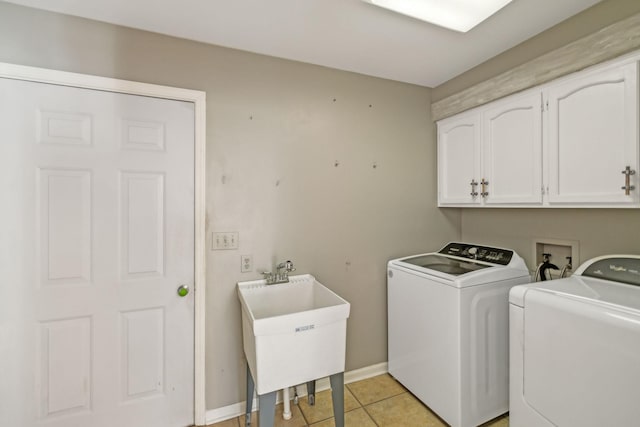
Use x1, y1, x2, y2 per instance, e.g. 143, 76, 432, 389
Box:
0, 62, 207, 426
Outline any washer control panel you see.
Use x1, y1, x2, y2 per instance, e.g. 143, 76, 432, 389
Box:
438, 242, 513, 265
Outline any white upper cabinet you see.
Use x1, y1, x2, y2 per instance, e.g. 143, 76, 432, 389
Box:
437, 111, 481, 205
436, 54, 640, 208
437, 90, 543, 207
482, 91, 543, 205
545, 62, 639, 206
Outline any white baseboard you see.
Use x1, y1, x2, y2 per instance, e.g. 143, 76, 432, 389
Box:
205, 362, 388, 425
344, 362, 388, 383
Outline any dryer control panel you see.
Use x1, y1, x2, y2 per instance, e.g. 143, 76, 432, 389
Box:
439, 242, 513, 265
580, 256, 640, 286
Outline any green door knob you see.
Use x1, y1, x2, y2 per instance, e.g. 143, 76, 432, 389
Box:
177, 285, 189, 297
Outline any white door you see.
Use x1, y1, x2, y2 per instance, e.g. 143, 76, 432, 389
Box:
437, 111, 481, 206
482, 91, 542, 205
545, 62, 639, 206
0, 77, 195, 426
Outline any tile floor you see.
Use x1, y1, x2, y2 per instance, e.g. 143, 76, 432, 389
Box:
208, 374, 509, 427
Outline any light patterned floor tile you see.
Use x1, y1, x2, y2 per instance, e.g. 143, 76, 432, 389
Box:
207, 417, 240, 427
297, 387, 360, 424
239, 399, 307, 427
309, 408, 377, 427
209, 377, 510, 427
365, 392, 447, 427
346, 374, 406, 406
481, 413, 509, 427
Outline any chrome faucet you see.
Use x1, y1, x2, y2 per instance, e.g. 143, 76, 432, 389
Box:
560, 256, 573, 278
262, 260, 296, 285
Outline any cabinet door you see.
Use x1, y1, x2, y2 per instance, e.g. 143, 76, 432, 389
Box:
437, 112, 481, 206
482, 91, 543, 205
546, 62, 639, 206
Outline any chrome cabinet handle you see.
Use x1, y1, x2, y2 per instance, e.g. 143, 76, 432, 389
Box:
621, 166, 636, 195
480, 179, 489, 197
470, 179, 479, 197
177, 285, 189, 297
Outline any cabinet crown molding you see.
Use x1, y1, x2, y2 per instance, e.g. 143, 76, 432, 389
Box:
432, 12, 640, 122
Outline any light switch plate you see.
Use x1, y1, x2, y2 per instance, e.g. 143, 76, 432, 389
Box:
212, 232, 239, 250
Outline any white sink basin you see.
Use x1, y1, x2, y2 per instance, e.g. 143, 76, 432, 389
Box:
238, 274, 350, 395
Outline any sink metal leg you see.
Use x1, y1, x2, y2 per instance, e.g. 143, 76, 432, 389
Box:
245, 363, 254, 427
306, 380, 316, 405
258, 391, 277, 427
244, 362, 278, 427
330, 372, 345, 427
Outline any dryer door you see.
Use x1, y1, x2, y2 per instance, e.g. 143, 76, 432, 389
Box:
522, 289, 640, 427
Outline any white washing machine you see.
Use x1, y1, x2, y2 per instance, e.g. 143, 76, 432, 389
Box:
387, 242, 530, 427
510, 255, 640, 427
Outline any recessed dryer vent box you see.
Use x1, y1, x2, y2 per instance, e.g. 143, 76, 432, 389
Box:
533, 238, 580, 280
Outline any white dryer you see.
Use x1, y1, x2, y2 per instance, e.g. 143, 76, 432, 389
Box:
510, 255, 640, 427
387, 242, 530, 427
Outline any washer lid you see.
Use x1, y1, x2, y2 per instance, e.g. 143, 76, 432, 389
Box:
389, 242, 529, 287
400, 254, 492, 276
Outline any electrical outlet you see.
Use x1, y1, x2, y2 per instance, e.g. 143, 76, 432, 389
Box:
241, 255, 253, 273
212, 232, 239, 250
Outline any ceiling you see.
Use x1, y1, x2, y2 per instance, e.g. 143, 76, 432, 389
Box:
5, 0, 602, 87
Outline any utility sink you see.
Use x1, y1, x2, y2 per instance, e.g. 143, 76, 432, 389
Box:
238, 274, 350, 395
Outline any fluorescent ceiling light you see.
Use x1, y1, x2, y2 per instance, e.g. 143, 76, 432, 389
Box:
362, 0, 514, 32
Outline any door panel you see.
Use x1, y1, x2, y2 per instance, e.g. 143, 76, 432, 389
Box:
120, 172, 165, 279
482, 92, 542, 205
545, 63, 639, 205
38, 317, 92, 419
38, 168, 92, 286
37, 110, 92, 146
438, 112, 481, 205
120, 308, 165, 400
1, 77, 194, 427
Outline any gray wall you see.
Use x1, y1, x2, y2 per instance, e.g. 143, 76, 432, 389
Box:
460, 209, 640, 273
0, 2, 460, 410
433, 0, 640, 272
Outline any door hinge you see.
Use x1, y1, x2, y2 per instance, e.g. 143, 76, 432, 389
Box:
541, 99, 549, 112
